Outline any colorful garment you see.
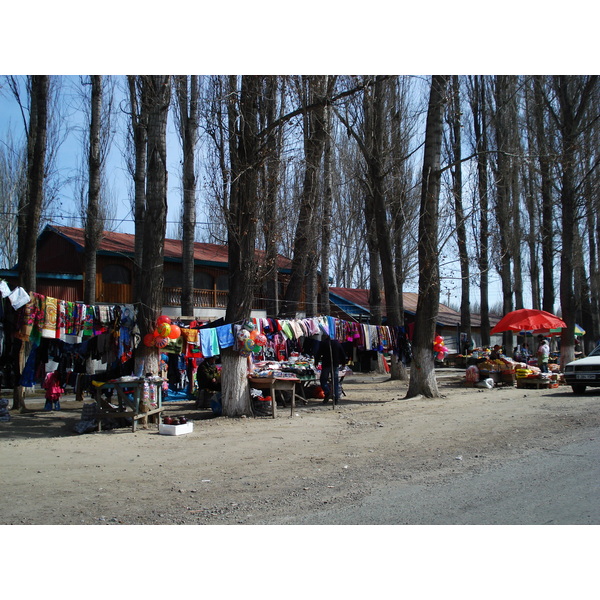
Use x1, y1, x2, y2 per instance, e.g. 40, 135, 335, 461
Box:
200, 328, 219, 358
41, 297, 58, 338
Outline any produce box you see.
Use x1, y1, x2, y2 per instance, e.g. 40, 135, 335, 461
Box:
159, 421, 194, 436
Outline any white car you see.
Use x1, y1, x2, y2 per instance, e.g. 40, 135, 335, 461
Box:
564, 345, 600, 393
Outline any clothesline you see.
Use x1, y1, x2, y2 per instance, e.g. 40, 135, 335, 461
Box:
1, 280, 408, 362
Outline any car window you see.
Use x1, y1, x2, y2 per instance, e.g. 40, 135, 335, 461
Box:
589, 345, 600, 357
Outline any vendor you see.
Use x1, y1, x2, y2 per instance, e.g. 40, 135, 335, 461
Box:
489, 344, 502, 360
315, 335, 347, 404
196, 356, 221, 394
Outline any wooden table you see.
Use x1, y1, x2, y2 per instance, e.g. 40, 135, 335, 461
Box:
248, 376, 305, 418
93, 377, 164, 432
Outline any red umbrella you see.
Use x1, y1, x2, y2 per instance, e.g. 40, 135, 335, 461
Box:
490, 308, 567, 334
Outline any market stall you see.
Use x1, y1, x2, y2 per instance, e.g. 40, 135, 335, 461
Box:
464, 352, 562, 388
93, 375, 164, 432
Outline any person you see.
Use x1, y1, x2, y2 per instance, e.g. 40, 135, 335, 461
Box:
43, 371, 64, 411
196, 356, 221, 395
315, 335, 347, 404
490, 344, 502, 360
537, 338, 550, 373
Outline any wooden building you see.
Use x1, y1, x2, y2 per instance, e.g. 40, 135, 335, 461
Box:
0, 225, 294, 320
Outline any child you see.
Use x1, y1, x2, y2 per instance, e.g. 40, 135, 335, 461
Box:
43, 371, 64, 411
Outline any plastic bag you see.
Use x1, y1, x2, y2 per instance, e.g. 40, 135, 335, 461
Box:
475, 378, 494, 389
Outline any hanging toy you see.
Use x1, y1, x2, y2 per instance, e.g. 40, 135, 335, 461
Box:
157, 321, 171, 337
433, 334, 449, 361
168, 324, 181, 340
143, 333, 156, 347
157, 315, 171, 325
154, 336, 169, 349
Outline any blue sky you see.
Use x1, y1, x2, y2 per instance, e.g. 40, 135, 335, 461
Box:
1, 76, 187, 236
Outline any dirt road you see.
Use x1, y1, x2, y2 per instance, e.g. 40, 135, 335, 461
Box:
2, 371, 599, 525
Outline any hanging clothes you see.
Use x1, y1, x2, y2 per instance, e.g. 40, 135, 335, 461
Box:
200, 328, 219, 358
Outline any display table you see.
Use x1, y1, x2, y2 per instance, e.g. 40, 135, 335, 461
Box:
248, 376, 305, 418
93, 377, 164, 432
516, 378, 551, 389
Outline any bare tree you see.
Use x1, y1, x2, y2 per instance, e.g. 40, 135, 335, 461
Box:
532, 75, 557, 313
406, 75, 449, 399
221, 75, 263, 417
134, 76, 171, 376
126, 75, 148, 305
491, 75, 517, 351
83, 75, 103, 305
174, 75, 199, 316
467, 75, 491, 347
551, 75, 598, 368
280, 75, 330, 317
0, 132, 24, 268
447, 75, 472, 352
12, 75, 49, 412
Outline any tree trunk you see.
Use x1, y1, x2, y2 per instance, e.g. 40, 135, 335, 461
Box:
554, 76, 598, 368
470, 75, 490, 347
127, 76, 148, 305
406, 75, 449, 399
261, 76, 284, 318
319, 96, 333, 316
364, 196, 382, 325
450, 76, 472, 352
532, 76, 556, 314
222, 75, 262, 417
493, 75, 515, 351
281, 76, 328, 317
14, 75, 48, 412
175, 75, 199, 317
83, 75, 102, 305
135, 76, 171, 377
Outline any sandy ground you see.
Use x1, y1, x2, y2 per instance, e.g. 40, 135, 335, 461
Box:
1, 370, 600, 526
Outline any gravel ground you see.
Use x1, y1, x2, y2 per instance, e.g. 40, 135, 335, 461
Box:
2, 371, 599, 526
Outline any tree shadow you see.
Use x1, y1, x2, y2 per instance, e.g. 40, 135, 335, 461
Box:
0, 404, 84, 440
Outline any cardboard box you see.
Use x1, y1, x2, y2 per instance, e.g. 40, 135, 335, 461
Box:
159, 421, 194, 436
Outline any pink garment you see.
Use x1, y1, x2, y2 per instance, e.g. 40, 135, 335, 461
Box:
43, 372, 64, 402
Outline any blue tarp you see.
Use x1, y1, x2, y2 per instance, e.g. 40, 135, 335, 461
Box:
164, 389, 195, 402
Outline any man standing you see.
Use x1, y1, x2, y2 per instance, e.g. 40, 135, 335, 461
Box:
315, 335, 347, 404
537, 338, 550, 373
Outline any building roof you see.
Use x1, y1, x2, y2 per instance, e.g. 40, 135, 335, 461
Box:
329, 287, 499, 328
46, 225, 292, 270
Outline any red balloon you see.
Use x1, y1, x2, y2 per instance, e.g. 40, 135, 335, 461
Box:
157, 315, 171, 325
168, 324, 181, 339
143, 333, 156, 347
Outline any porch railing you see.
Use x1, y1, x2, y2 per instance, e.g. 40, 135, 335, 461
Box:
163, 287, 266, 310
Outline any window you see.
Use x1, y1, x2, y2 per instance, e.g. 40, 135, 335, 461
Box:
102, 264, 131, 285
194, 272, 214, 290
216, 274, 229, 291
164, 270, 183, 288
